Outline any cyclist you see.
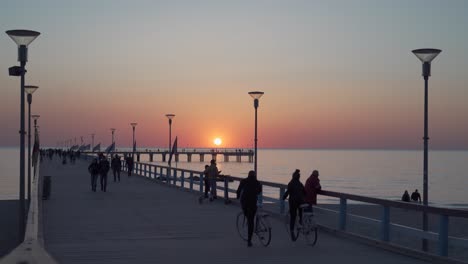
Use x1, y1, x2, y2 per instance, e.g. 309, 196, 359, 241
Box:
282, 169, 305, 240
304, 170, 321, 212
236, 170, 262, 247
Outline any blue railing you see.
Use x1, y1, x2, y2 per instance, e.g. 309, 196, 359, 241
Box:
111, 158, 468, 262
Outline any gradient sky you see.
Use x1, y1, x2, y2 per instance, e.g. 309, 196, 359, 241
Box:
1, 0, 467, 149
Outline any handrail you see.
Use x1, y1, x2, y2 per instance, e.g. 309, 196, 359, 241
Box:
0, 158, 59, 263
114, 158, 468, 261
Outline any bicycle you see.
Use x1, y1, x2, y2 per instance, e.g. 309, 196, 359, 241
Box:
236, 210, 272, 246
285, 203, 318, 246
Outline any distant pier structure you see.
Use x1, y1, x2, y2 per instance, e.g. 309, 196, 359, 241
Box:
83, 149, 254, 163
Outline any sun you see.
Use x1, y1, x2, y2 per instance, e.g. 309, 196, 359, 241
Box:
214, 138, 222, 146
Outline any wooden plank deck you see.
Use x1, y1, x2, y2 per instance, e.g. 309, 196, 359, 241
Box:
41, 158, 429, 264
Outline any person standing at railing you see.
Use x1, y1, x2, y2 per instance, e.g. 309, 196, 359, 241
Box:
236, 170, 262, 247
282, 169, 305, 240
203, 164, 210, 198
207, 159, 220, 201
411, 189, 421, 203
304, 170, 321, 212
88, 158, 99, 192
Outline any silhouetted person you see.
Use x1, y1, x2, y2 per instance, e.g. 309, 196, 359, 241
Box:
236, 170, 262, 247
88, 158, 99, 192
126, 156, 134, 176
111, 154, 122, 182
99, 155, 110, 192
207, 159, 220, 201
283, 169, 305, 240
304, 170, 321, 211
203, 164, 210, 198
402, 190, 410, 202
411, 189, 421, 203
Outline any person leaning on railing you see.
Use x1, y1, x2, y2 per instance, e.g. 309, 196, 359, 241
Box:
304, 170, 321, 212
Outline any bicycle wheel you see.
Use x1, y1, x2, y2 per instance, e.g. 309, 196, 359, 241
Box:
303, 215, 318, 246
236, 212, 248, 241
256, 216, 272, 247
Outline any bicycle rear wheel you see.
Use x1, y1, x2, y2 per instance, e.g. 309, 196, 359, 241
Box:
236, 212, 248, 241
256, 216, 272, 247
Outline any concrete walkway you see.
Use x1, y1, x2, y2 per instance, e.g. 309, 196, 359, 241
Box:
41, 158, 429, 264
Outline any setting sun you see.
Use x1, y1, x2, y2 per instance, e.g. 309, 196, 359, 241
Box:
214, 138, 222, 146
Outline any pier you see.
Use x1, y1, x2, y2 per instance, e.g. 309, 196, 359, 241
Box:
82, 149, 254, 163
2, 155, 468, 264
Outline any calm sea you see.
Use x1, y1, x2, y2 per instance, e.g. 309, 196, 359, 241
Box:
1, 147, 467, 207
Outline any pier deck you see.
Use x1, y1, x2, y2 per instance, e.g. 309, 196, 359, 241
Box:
41, 158, 429, 264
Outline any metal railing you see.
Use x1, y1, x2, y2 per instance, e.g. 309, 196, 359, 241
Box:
0, 159, 59, 263
116, 158, 468, 262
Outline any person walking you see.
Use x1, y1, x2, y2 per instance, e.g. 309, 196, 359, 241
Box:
236, 170, 262, 247
87, 158, 99, 192
111, 154, 122, 182
282, 169, 305, 240
126, 155, 134, 177
99, 154, 110, 192
207, 159, 220, 201
304, 170, 322, 211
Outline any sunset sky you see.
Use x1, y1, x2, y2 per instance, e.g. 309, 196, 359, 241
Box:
1, 0, 467, 149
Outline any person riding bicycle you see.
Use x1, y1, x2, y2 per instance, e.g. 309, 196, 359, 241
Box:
236, 170, 262, 247
304, 170, 321, 212
282, 169, 305, 240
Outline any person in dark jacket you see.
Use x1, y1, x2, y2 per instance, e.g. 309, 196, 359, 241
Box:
304, 170, 321, 211
411, 189, 421, 203
282, 169, 305, 240
111, 154, 122, 182
236, 170, 262, 247
88, 158, 99, 192
203, 164, 210, 198
126, 156, 134, 177
99, 155, 110, 192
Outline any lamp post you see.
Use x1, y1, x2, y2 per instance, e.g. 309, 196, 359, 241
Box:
6, 29, 40, 241
110, 128, 116, 152
25, 86, 38, 201
130, 123, 137, 153
90, 134, 95, 152
248, 91, 264, 180
412, 48, 442, 252
166, 114, 175, 152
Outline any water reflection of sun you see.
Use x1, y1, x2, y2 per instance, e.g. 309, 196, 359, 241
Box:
214, 138, 222, 146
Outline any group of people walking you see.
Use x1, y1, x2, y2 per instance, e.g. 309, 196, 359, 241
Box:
87, 153, 135, 192
199, 159, 222, 202
401, 189, 421, 203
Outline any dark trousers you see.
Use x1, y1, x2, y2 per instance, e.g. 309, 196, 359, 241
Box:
100, 173, 108, 192
204, 179, 210, 198
289, 202, 302, 231
113, 169, 120, 182
243, 206, 257, 242
127, 166, 133, 176
90, 174, 98, 191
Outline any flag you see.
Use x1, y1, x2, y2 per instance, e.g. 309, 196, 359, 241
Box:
168, 137, 178, 166
92, 143, 101, 152
133, 140, 136, 152
83, 144, 91, 151
105, 142, 115, 153
70, 145, 79, 151
32, 129, 40, 167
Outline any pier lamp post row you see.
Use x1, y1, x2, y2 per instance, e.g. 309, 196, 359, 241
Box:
412, 48, 442, 252
166, 114, 175, 152
131, 123, 137, 152
6, 29, 40, 241
25, 85, 38, 202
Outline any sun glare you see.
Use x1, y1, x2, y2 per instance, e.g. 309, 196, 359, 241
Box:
214, 138, 222, 146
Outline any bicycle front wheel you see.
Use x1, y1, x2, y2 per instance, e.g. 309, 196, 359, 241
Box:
236, 212, 248, 241
256, 216, 272, 247
303, 216, 318, 246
